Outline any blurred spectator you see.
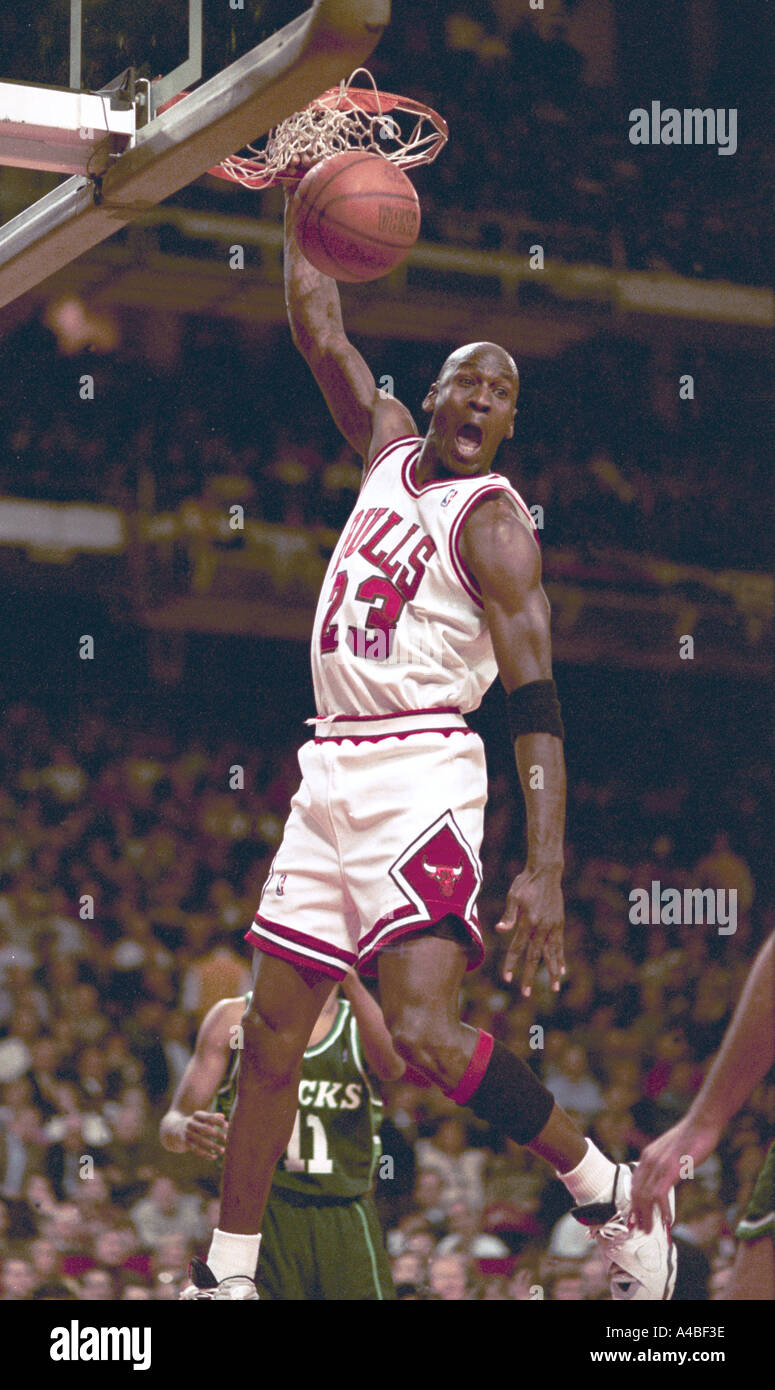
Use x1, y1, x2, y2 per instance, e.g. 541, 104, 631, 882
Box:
428, 1252, 479, 1302
79, 1267, 118, 1300
0, 1103, 48, 1196
415, 1118, 487, 1211
32, 1280, 78, 1300
180, 933, 251, 1025
695, 832, 755, 914
129, 1176, 205, 1249
544, 1043, 604, 1120
1, 1256, 36, 1300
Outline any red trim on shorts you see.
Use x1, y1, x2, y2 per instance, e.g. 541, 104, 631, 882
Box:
314, 727, 476, 746
246, 934, 347, 981
359, 902, 416, 950
313, 707, 472, 745
357, 909, 485, 979
251, 915, 355, 962
446, 1029, 494, 1104
246, 917, 355, 981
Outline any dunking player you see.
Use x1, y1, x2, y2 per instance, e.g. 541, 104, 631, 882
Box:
632, 931, 774, 1300
164, 973, 400, 1299
183, 190, 676, 1300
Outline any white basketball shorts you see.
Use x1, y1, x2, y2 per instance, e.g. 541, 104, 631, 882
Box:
245, 709, 487, 979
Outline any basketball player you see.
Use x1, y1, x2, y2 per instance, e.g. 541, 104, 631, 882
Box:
632, 931, 774, 1299
183, 190, 676, 1300
163, 973, 399, 1299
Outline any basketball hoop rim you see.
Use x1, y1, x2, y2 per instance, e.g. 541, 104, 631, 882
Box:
206, 69, 449, 190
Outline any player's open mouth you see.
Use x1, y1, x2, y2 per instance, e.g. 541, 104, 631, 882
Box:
455, 424, 483, 457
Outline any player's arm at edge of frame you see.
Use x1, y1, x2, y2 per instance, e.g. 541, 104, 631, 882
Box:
159, 997, 243, 1158
283, 191, 417, 465
631, 930, 775, 1231
673, 928, 775, 1146
460, 494, 567, 993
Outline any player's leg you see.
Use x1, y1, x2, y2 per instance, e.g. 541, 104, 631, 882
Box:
723, 1235, 775, 1301
311, 1197, 397, 1302
220, 952, 333, 1232
377, 928, 676, 1300
192, 951, 333, 1293
252, 1192, 312, 1301
187, 740, 360, 1294
348, 1194, 397, 1301
377, 927, 584, 1166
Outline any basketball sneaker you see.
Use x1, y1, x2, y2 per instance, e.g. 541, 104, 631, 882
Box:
571, 1163, 677, 1301
179, 1256, 259, 1300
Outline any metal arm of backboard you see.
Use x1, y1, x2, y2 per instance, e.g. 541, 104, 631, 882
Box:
68, 0, 202, 100
148, 0, 203, 116
0, 0, 389, 311
70, 0, 82, 90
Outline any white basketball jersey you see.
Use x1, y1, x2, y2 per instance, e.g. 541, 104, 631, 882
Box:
311, 436, 538, 718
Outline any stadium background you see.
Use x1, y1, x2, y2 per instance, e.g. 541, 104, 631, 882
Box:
0, 0, 772, 1301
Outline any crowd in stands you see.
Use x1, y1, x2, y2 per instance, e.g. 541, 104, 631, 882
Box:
380, 5, 773, 286
0, 689, 771, 1299
1, 320, 770, 578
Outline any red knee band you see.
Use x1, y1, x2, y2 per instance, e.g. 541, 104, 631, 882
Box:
445, 1029, 494, 1105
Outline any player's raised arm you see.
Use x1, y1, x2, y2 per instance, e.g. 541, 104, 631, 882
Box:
460, 495, 566, 997
284, 190, 416, 463
631, 931, 775, 1232
160, 998, 243, 1160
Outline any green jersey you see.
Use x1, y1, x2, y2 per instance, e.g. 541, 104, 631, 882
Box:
215, 994, 383, 1199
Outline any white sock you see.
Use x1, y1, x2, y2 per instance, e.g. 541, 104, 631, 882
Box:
557, 1140, 618, 1206
207, 1228, 262, 1282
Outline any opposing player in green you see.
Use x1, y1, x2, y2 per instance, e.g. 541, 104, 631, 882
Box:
161, 973, 402, 1299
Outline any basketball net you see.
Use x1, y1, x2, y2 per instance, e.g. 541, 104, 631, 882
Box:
213, 68, 448, 190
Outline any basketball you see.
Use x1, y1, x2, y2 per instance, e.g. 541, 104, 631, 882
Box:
293, 151, 421, 283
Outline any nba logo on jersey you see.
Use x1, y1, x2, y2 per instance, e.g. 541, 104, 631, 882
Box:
441, 487, 458, 508
276, 873, 287, 896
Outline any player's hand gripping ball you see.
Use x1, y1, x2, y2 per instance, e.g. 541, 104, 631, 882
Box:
294, 151, 421, 283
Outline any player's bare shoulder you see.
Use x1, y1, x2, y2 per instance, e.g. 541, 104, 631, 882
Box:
460, 490, 541, 600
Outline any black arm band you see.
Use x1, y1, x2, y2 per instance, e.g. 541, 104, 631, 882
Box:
506, 679, 564, 741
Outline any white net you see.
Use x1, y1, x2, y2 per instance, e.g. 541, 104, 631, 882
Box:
215, 68, 448, 190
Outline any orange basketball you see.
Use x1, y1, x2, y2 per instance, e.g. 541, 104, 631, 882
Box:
294, 152, 420, 283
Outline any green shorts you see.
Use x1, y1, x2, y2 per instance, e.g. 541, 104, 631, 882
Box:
256, 1189, 396, 1301
736, 1140, 775, 1242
